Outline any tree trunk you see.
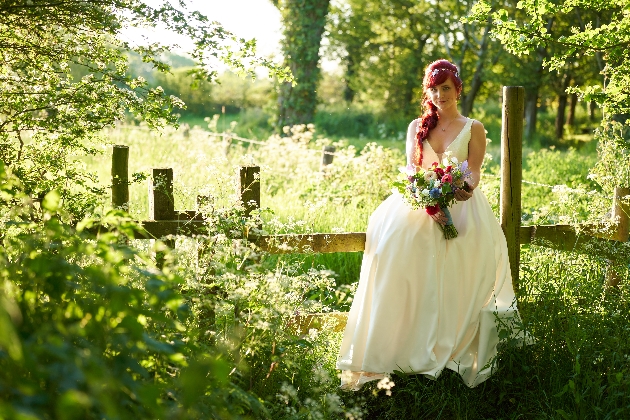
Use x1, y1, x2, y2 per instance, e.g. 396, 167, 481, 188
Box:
555, 75, 571, 139
590, 101, 597, 121
525, 86, 539, 141
567, 93, 578, 126
276, 0, 331, 129
343, 52, 357, 103
460, 18, 494, 117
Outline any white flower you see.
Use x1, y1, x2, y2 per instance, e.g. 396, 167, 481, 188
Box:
434, 181, 441, 188
450, 157, 458, 164
376, 376, 395, 396
422, 189, 430, 195
399, 164, 416, 176
424, 170, 437, 182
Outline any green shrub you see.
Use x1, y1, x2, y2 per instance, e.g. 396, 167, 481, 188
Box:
0, 163, 266, 419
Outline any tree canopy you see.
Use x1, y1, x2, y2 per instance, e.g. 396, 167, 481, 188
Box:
468, 0, 630, 119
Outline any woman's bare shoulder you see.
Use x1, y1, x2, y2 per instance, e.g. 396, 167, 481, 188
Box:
408, 118, 420, 130
470, 119, 486, 137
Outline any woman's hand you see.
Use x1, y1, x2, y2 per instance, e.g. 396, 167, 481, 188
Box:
455, 188, 473, 201
430, 210, 448, 226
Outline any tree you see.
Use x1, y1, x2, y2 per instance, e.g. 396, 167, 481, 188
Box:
468, 0, 629, 119
327, 0, 509, 120
0, 0, 289, 217
327, 0, 441, 117
272, 0, 331, 129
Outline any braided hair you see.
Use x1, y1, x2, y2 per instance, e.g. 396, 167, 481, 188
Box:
414, 60, 463, 166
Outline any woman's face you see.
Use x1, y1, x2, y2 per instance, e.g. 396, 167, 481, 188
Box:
427, 77, 458, 112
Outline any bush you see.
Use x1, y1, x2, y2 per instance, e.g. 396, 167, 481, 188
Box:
0, 163, 265, 419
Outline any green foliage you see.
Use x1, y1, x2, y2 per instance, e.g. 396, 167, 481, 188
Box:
468, 0, 630, 117
591, 121, 630, 191
0, 164, 266, 419
153, 70, 273, 117
521, 147, 600, 224
326, 0, 509, 118
314, 104, 410, 140
0, 0, 291, 221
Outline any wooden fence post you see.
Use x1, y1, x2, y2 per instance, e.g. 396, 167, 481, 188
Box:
500, 86, 525, 293
321, 145, 335, 168
239, 166, 260, 219
111, 145, 129, 209
149, 168, 175, 269
606, 187, 630, 287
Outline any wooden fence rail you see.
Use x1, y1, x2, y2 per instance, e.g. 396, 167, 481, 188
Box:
108, 86, 629, 289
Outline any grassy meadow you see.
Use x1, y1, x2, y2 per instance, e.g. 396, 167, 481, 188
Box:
77, 104, 630, 418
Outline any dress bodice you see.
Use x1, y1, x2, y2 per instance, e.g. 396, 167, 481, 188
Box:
421, 118, 473, 170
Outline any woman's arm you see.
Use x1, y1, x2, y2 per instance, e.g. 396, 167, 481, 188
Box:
466, 120, 487, 189
454, 120, 486, 202
406, 119, 419, 166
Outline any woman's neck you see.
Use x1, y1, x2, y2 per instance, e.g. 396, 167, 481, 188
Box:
437, 107, 461, 121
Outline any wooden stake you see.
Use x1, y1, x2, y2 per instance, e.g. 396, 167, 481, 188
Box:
239, 166, 260, 219
321, 145, 336, 168
500, 86, 525, 293
606, 187, 630, 287
111, 145, 129, 209
149, 168, 175, 268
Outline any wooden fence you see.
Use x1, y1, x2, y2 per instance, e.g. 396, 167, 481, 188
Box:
109, 86, 629, 290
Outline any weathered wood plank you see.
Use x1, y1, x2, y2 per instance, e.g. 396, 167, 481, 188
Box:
500, 86, 525, 292
292, 312, 348, 334
140, 220, 207, 239
252, 232, 366, 254
521, 224, 628, 260
111, 145, 129, 209
606, 187, 630, 287
321, 145, 335, 168
149, 168, 175, 268
239, 166, 260, 218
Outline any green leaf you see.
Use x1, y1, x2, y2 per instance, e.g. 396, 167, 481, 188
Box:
42, 190, 61, 212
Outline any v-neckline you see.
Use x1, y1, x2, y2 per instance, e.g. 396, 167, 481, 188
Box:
426, 118, 470, 155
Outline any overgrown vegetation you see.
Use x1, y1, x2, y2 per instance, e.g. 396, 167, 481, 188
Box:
2, 0, 630, 418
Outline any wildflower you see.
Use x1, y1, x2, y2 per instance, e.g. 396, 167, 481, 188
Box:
376, 376, 395, 396
426, 204, 440, 215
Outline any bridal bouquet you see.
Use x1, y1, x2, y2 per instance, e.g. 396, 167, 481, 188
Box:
392, 156, 472, 239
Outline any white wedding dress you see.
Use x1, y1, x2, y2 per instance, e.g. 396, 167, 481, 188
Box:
336, 118, 523, 389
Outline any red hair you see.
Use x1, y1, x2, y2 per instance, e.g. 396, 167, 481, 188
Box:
414, 60, 463, 166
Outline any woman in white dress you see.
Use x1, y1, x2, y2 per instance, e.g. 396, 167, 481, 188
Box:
336, 59, 522, 390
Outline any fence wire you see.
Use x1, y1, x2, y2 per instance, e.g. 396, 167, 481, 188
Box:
114, 125, 603, 196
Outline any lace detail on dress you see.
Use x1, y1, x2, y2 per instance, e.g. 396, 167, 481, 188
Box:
339, 371, 386, 391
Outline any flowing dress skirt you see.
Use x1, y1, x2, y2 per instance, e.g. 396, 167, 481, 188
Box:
336, 189, 521, 389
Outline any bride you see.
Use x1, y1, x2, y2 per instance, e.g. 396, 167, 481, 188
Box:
336, 59, 522, 389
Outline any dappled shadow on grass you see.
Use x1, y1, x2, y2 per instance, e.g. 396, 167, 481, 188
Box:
345, 344, 564, 419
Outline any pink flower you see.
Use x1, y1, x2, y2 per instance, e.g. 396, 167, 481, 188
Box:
425, 204, 440, 215
441, 174, 453, 184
